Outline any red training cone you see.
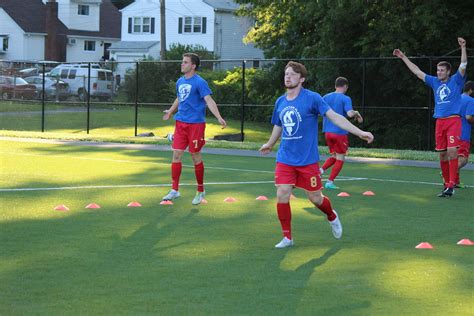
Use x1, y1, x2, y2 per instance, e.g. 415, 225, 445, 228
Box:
127, 201, 142, 207
224, 197, 237, 203
256, 195, 268, 201
85, 203, 101, 209
457, 239, 473, 245
337, 192, 351, 197
160, 200, 173, 205
362, 191, 375, 196
415, 242, 433, 249
54, 204, 69, 211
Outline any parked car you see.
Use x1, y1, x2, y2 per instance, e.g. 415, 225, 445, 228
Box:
49, 66, 114, 101
0, 75, 36, 99
0, 60, 39, 76
24, 76, 70, 100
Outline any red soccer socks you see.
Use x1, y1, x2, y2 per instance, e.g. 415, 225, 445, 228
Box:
171, 162, 182, 191
194, 161, 205, 192
277, 203, 292, 240
440, 160, 449, 187
316, 196, 337, 222
448, 158, 458, 188
321, 157, 336, 171
328, 159, 344, 182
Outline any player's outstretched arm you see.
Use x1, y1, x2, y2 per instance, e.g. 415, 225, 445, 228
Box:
163, 98, 179, 120
259, 125, 282, 155
466, 115, 474, 124
326, 109, 374, 143
204, 95, 227, 129
393, 49, 426, 82
458, 37, 467, 77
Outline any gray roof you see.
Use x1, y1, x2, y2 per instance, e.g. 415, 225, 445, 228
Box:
202, 0, 239, 12
109, 41, 160, 50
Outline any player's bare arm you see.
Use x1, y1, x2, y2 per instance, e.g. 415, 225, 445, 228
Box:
347, 110, 363, 123
393, 49, 426, 81
466, 114, 474, 124
259, 125, 282, 155
204, 95, 227, 129
326, 109, 374, 143
458, 37, 467, 77
163, 98, 179, 120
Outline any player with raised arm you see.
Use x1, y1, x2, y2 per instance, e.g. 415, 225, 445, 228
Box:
393, 37, 467, 197
259, 61, 374, 248
320, 77, 363, 189
162, 53, 227, 205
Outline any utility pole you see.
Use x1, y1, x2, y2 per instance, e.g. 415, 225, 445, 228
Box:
160, 0, 166, 60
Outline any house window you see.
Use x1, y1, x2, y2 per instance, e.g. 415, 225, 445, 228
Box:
84, 40, 96, 51
78, 5, 89, 16
133, 17, 152, 33
2, 37, 8, 51
183, 16, 202, 33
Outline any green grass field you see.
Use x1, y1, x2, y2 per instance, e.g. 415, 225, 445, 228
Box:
0, 139, 473, 314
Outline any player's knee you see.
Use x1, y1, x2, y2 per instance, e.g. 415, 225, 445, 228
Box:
308, 191, 324, 205
190, 152, 202, 164
277, 187, 292, 202
172, 150, 184, 162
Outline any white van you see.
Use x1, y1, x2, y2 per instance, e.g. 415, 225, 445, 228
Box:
49, 65, 113, 101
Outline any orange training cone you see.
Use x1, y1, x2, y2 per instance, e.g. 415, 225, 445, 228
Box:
337, 192, 351, 197
54, 204, 69, 211
160, 200, 173, 205
127, 201, 142, 207
224, 197, 237, 203
200, 198, 208, 204
85, 203, 101, 209
457, 239, 473, 245
256, 196, 269, 201
415, 242, 433, 249
362, 191, 375, 196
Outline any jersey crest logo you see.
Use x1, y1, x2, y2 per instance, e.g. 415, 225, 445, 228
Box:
178, 84, 192, 101
436, 84, 451, 102
280, 106, 302, 136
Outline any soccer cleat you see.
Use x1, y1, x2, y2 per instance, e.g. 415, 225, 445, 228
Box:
166, 133, 174, 143
319, 167, 325, 175
454, 183, 465, 189
162, 189, 180, 201
192, 191, 206, 205
437, 187, 454, 198
274, 237, 294, 248
324, 181, 339, 190
329, 211, 343, 239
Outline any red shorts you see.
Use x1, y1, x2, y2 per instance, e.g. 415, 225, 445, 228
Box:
275, 162, 322, 191
435, 116, 461, 151
458, 140, 471, 158
325, 132, 349, 155
172, 120, 206, 153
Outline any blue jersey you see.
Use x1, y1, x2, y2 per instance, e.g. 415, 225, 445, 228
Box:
271, 88, 330, 166
424, 70, 466, 118
174, 74, 212, 123
322, 92, 353, 135
460, 94, 474, 141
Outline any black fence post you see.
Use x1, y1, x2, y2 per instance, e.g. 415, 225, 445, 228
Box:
240, 60, 246, 142
87, 62, 91, 134
41, 63, 45, 132
134, 62, 139, 137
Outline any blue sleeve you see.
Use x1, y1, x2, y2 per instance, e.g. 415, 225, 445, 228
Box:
344, 96, 353, 114
198, 78, 212, 98
315, 94, 330, 116
467, 99, 474, 115
452, 70, 466, 87
424, 75, 436, 89
271, 98, 282, 126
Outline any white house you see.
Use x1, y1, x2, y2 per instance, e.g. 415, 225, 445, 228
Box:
0, 0, 121, 63
109, 0, 264, 76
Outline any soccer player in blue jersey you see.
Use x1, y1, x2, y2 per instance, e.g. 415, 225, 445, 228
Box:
455, 81, 474, 187
320, 77, 363, 189
162, 53, 227, 205
259, 61, 374, 248
393, 37, 467, 197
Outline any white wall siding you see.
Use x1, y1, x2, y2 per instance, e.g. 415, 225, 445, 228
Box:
0, 9, 27, 60
67, 38, 119, 62
57, 0, 101, 32
23, 34, 45, 60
